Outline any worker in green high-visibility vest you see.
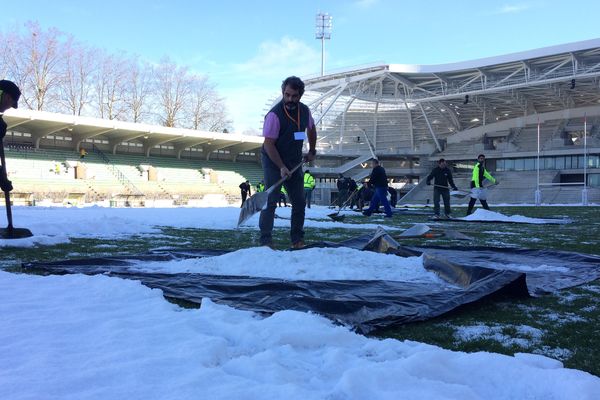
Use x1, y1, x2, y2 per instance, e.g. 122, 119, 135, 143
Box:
303, 169, 316, 208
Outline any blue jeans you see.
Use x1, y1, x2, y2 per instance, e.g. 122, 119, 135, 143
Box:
259, 159, 305, 245
304, 188, 313, 208
364, 187, 393, 217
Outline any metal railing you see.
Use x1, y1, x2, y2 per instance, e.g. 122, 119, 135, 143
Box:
91, 145, 144, 196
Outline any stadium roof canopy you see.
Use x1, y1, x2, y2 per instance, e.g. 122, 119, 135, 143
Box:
2, 109, 263, 160
303, 38, 600, 157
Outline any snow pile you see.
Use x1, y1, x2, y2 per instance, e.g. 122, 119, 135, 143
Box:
127, 247, 438, 283
461, 208, 569, 224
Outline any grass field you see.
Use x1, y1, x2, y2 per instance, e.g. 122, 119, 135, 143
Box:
2, 205, 599, 376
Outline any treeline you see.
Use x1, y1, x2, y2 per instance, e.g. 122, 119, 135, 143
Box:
0, 21, 231, 132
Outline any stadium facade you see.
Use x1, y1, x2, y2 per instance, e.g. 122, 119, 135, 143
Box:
303, 38, 600, 205
2, 39, 600, 206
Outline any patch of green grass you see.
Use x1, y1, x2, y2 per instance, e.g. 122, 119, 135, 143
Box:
375, 279, 600, 376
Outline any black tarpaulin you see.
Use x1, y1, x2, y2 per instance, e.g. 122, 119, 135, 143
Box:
409, 245, 600, 295
21, 229, 598, 333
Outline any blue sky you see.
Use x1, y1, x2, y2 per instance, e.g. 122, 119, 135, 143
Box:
4, 0, 600, 133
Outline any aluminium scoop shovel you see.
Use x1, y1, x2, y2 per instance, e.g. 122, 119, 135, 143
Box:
434, 184, 469, 199
0, 139, 33, 239
237, 161, 304, 227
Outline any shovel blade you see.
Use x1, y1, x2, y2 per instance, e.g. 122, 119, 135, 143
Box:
328, 213, 345, 222
0, 227, 34, 239
237, 192, 269, 227
450, 190, 468, 199
399, 223, 431, 237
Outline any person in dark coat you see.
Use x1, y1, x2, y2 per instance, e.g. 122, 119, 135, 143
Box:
0, 80, 21, 195
239, 180, 251, 207
347, 178, 358, 209
426, 158, 458, 218
336, 174, 349, 208
362, 159, 393, 218
357, 181, 373, 211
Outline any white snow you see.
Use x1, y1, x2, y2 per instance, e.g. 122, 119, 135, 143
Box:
460, 208, 569, 224
1, 270, 599, 400
1, 205, 600, 398
127, 247, 442, 283
1, 205, 397, 248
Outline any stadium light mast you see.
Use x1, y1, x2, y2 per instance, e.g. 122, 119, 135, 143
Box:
535, 119, 541, 206
583, 115, 589, 206
315, 12, 332, 76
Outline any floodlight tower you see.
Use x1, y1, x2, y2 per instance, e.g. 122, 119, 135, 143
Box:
315, 12, 332, 76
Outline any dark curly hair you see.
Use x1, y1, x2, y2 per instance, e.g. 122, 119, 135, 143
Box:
281, 76, 305, 96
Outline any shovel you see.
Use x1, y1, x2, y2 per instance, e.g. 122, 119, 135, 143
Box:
433, 184, 469, 199
466, 182, 499, 200
327, 188, 358, 222
0, 139, 34, 239
237, 161, 304, 227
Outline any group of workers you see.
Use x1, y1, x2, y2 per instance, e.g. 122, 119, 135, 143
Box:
2, 73, 497, 252
252, 75, 498, 249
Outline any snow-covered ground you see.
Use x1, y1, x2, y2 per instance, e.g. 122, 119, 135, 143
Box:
0, 205, 400, 248
1, 270, 599, 400
1, 205, 599, 399
1, 205, 568, 248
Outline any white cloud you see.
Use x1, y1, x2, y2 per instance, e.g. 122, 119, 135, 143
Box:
233, 36, 321, 79
221, 37, 323, 133
496, 3, 531, 14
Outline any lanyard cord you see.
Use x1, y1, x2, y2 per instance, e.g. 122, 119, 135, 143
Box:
283, 103, 300, 130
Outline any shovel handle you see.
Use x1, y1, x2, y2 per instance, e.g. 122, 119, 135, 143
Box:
265, 161, 304, 195
433, 184, 458, 190
0, 138, 14, 230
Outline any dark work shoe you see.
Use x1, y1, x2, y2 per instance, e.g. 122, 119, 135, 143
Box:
291, 240, 305, 249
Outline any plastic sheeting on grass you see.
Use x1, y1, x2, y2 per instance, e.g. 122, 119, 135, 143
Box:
409, 245, 600, 295
22, 228, 599, 333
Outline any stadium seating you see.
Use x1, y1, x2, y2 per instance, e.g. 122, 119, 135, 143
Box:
3, 147, 264, 206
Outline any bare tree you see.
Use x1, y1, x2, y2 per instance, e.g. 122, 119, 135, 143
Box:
184, 74, 232, 132
3, 21, 64, 111
1, 21, 230, 131
185, 75, 214, 130
123, 58, 153, 123
94, 51, 128, 120
0, 31, 11, 79
59, 37, 96, 115
202, 98, 232, 132
154, 57, 192, 127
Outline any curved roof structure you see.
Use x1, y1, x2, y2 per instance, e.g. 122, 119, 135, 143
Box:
304, 38, 600, 157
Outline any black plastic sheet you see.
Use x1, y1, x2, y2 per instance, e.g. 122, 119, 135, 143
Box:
21, 229, 599, 333
409, 245, 600, 295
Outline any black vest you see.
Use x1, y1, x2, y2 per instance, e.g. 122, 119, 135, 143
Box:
262, 101, 309, 170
